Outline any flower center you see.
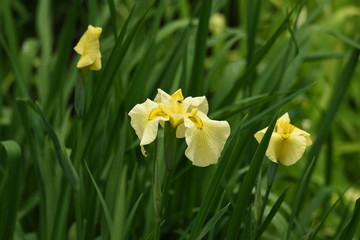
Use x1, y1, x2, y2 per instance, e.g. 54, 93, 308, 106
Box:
186, 109, 203, 129
275, 121, 294, 139
149, 103, 169, 120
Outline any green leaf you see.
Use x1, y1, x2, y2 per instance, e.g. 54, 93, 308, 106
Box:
255, 188, 289, 240
189, 116, 247, 239
189, 0, 213, 95
84, 161, 114, 238
34, 102, 80, 190
0, 140, 23, 240
195, 203, 230, 240
338, 199, 360, 240
225, 111, 279, 239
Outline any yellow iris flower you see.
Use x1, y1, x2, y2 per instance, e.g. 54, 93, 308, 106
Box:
254, 113, 312, 166
74, 25, 102, 71
129, 89, 231, 167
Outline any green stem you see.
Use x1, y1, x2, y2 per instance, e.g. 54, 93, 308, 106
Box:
257, 160, 278, 228
75, 75, 86, 118
154, 123, 176, 239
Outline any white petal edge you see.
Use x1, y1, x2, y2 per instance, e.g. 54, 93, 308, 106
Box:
183, 111, 230, 167
154, 88, 172, 109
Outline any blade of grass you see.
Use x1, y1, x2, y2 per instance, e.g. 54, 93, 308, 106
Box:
217, 11, 292, 108
45, 0, 81, 114
189, 116, 247, 239
225, 111, 279, 240
255, 187, 289, 240
84, 161, 114, 239
245, 0, 262, 63
122, 194, 144, 240
308, 186, 349, 240
289, 42, 360, 232
337, 199, 360, 240
195, 203, 230, 240
107, 0, 118, 39
286, 158, 315, 240
34, 102, 80, 190
0, 140, 23, 240
82, 4, 151, 161
0, 33, 28, 97
189, 0, 213, 95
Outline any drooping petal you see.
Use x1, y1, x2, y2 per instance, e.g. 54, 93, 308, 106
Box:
128, 99, 169, 154
175, 123, 186, 138
183, 96, 209, 115
183, 111, 230, 167
266, 133, 307, 166
74, 25, 102, 70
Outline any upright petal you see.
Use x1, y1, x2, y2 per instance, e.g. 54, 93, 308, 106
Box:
183, 111, 230, 167
184, 96, 209, 115
278, 112, 290, 123
266, 133, 307, 166
154, 89, 172, 107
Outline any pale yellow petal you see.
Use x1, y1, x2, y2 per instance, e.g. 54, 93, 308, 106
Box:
175, 123, 186, 138
183, 111, 230, 167
128, 99, 168, 145
154, 89, 171, 107
266, 133, 307, 166
140, 117, 166, 146
292, 127, 312, 146
278, 112, 290, 123
184, 96, 209, 115
254, 127, 268, 143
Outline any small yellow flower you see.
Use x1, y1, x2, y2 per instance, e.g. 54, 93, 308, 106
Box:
74, 25, 102, 71
254, 113, 312, 166
129, 89, 231, 167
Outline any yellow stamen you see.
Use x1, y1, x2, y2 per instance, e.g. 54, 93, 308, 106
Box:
149, 104, 170, 120
186, 108, 203, 129
275, 121, 294, 139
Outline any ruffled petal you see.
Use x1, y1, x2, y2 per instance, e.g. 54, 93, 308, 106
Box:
128, 99, 169, 153
266, 133, 307, 166
154, 89, 172, 108
183, 96, 209, 115
183, 111, 230, 167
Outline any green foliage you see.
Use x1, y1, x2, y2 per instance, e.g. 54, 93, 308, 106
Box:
1, 0, 360, 239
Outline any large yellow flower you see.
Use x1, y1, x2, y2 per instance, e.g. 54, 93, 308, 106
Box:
254, 113, 312, 166
74, 25, 102, 71
129, 89, 231, 167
